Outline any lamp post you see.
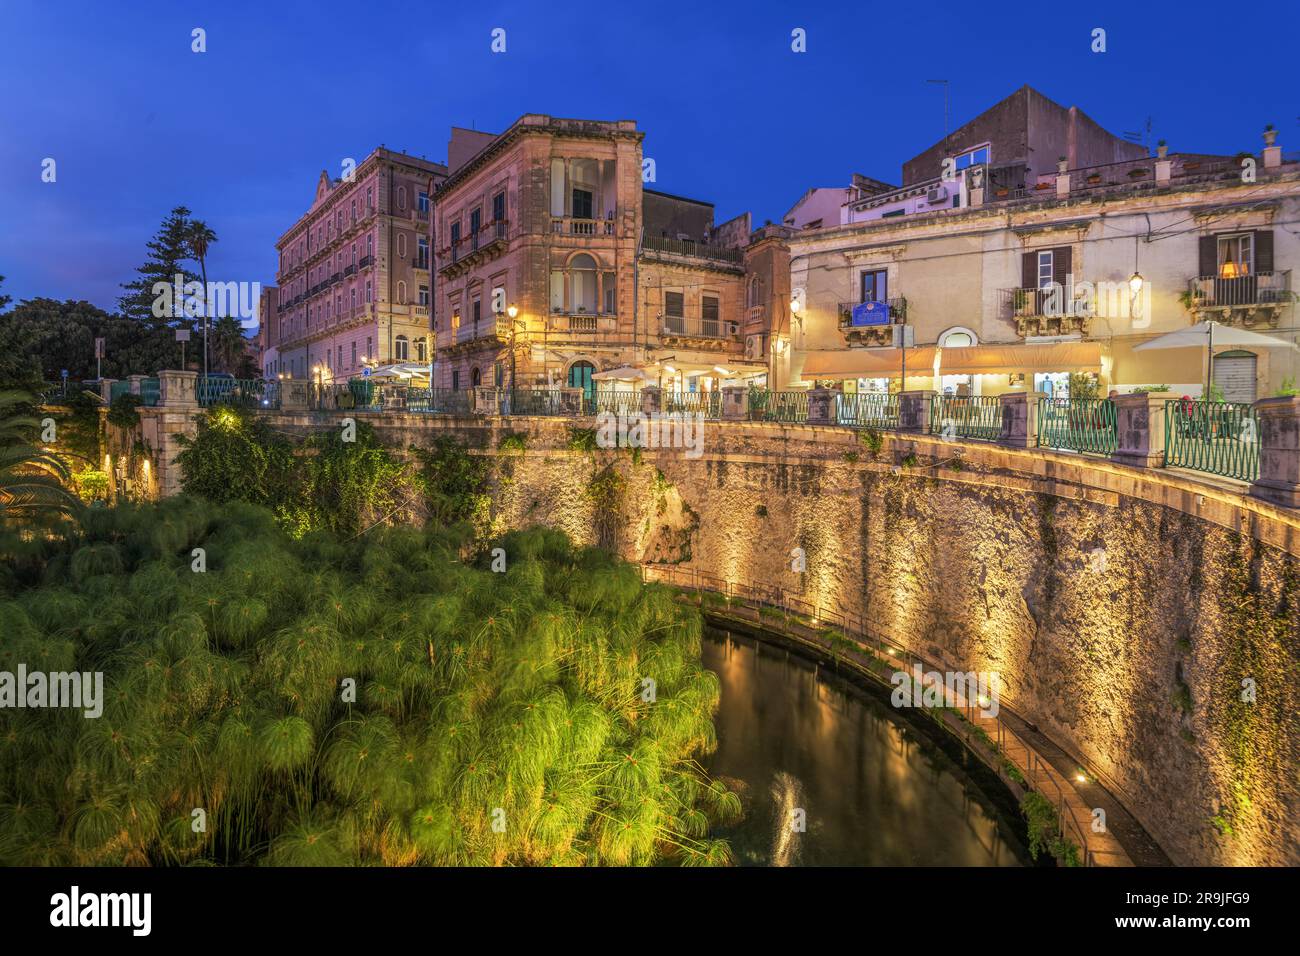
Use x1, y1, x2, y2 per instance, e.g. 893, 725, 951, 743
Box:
506, 305, 520, 406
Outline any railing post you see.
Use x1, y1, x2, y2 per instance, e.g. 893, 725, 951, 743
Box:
998, 390, 1045, 448
98, 378, 118, 404
127, 374, 146, 397
157, 370, 198, 408
898, 390, 935, 433
640, 385, 663, 417
721, 385, 748, 421
1110, 391, 1174, 469
1250, 395, 1300, 508
805, 386, 839, 425
280, 379, 311, 411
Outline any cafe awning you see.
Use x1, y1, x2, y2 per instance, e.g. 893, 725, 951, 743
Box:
799, 341, 1101, 378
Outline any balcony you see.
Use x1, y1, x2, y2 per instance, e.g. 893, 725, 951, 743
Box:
344, 264, 357, 277
359, 255, 373, 270
439, 220, 509, 278
659, 314, 741, 345
549, 311, 618, 335
552, 217, 615, 237
1001, 288, 1091, 337
1183, 272, 1293, 328
836, 299, 909, 346
641, 233, 744, 266
450, 315, 512, 348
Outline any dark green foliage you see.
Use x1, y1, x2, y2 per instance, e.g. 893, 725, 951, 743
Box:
118, 206, 202, 324
566, 427, 598, 453
106, 393, 143, 431
1019, 791, 1080, 866
409, 435, 492, 526
497, 431, 528, 453
173, 407, 297, 512
0, 502, 734, 866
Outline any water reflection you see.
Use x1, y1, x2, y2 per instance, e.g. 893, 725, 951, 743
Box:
702, 629, 1029, 866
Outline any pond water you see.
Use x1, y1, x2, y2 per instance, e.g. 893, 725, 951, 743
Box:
702, 629, 1032, 866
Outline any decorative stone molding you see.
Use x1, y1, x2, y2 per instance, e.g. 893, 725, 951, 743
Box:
1250, 396, 1300, 508
1111, 391, 1175, 469
127, 374, 147, 396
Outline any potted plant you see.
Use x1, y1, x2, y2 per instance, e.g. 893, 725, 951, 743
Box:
994, 186, 1009, 197
1057, 156, 1068, 174
1264, 124, 1277, 147
1128, 167, 1147, 179
1156, 139, 1168, 159
1086, 172, 1102, 184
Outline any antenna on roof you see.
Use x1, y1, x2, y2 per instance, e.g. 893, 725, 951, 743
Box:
1123, 117, 1154, 152
926, 79, 950, 136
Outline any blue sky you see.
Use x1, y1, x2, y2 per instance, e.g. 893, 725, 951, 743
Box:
1, 0, 1296, 321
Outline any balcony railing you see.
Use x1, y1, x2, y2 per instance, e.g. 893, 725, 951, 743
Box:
358, 255, 373, 269
660, 315, 740, 341
452, 316, 511, 345
749, 390, 810, 424
1185, 272, 1291, 309
837, 391, 899, 429
552, 217, 614, 237
662, 391, 723, 419
641, 233, 743, 263
1001, 287, 1092, 336
445, 220, 509, 270
344, 264, 356, 277
837, 298, 908, 327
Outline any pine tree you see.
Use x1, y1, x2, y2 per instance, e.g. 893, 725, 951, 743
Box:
118, 207, 201, 325
0, 275, 11, 313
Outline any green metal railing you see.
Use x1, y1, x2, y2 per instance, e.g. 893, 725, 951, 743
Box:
199, 377, 267, 407
139, 377, 160, 406
1037, 398, 1118, 456
748, 390, 809, 424
109, 380, 131, 402
1165, 399, 1260, 482
406, 387, 472, 415
837, 392, 899, 429
931, 394, 1002, 441
662, 391, 722, 419
586, 388, 642, 418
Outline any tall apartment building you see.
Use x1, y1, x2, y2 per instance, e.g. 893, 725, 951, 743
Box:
274, 147, 447, 381
256, 285, 280, 378
431, 115, 776, 396
788, 87, 1299, 401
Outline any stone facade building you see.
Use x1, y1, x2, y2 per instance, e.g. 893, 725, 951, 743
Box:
274, 147, 446, 382
431, 115, 780, 396
791, 88, 1299, 402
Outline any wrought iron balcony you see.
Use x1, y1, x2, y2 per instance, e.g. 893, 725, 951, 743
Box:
659, 315, 741, 342
1183, 272, 1293, 327
641, 233, 744, 264
1000, 288, 1091, 337
552, 217, 614, 237
836, 298, 908, 346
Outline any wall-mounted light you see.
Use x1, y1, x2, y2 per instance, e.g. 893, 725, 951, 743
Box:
1128, 271, 1144, 297
507, 305, 518, 319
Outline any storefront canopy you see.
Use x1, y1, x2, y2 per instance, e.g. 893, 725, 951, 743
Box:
800, 341, 1101, 379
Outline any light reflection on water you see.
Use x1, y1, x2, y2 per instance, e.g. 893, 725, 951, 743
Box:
702, 629, 1030, 867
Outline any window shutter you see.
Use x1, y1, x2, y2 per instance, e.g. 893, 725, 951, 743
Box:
1198, 235, 1217, 278
550, 159, 566, 218
1053, 246, 1072, 285
1021, 252, 1035, 289
1255, 230, 1274, 274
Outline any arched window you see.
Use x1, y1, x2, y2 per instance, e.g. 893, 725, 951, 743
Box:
747, 275, 764, 309
397, 186, 407, 209
939, 327, 978, 348
568, 360, 596, 398
397, 234, 407, 258
397, 281, 407, 304
471, 367, 482, 387
415, 339, 427, 362
394, 335, 409, 360
570, 254, 597, 312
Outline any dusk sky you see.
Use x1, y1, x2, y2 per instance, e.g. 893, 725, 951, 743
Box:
2, 0, 1296, 322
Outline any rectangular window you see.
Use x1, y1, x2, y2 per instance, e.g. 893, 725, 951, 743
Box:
603, 273, 615, 313
417, 236, 429, 268
366, 281, 372, 304
450, 222, 461, 245
860, 269, 888, 304
664, 292, 684, 332
470, 208, 481, 235
418, 191, 429, 213
351, 341, 357, 366
366, 336, 372, 361
419, 285, 430, 306
472, 299, 481, 323
1217, 234, 1253, 278
493, 192, 505, 221
702, 295, 719, 336
1037, 251, 1054, 289
572, 188, 593, 220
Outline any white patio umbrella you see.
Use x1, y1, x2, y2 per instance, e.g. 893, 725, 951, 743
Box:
1133, 320, 1295, 394
591, 365, 652, 382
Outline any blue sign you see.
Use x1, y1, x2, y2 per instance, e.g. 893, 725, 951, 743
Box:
851, 301, 890, 327
362, 367, 371, 377
61, 369, 68, 379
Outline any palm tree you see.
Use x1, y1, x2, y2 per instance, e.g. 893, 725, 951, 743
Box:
0, 391, 80, 521
185, 221, 218, 379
